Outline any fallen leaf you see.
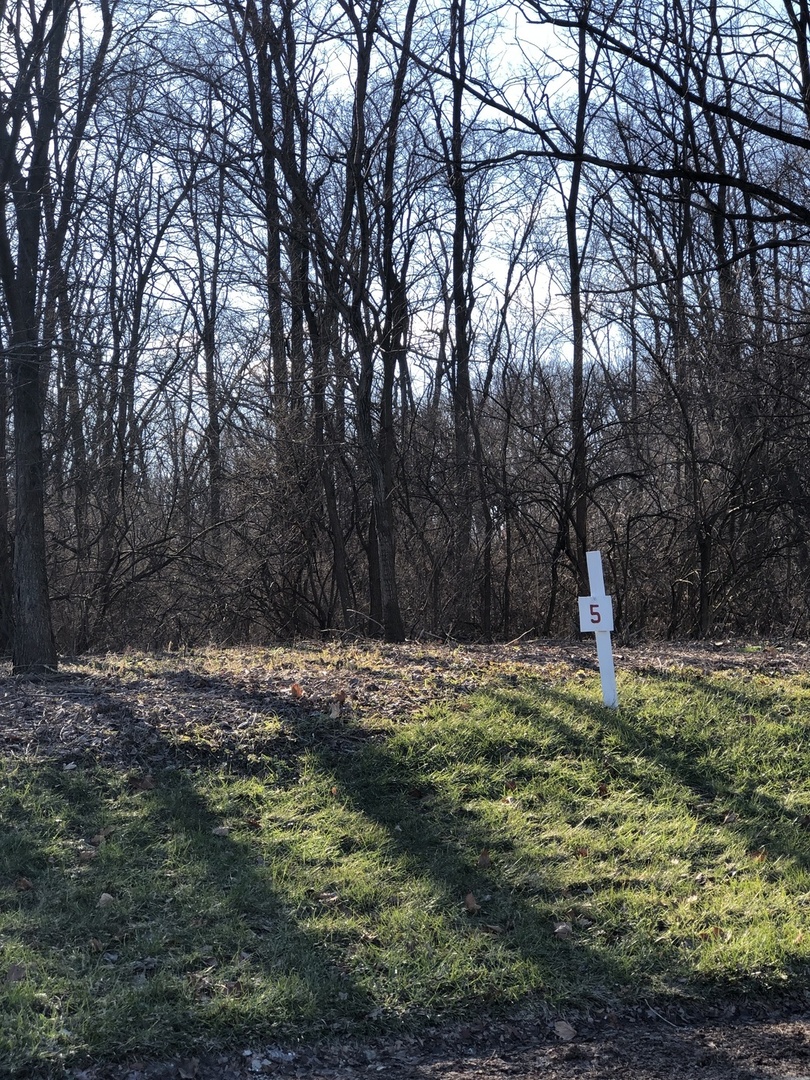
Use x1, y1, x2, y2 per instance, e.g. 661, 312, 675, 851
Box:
97, 892, 115, 907
90, 827, 115, 846
336, 689, 347, 703
574, 846, 590, 858
749, 848, 767, 862
481, 923, 504, 934
741, 714, 757, 725
597, 782, 609, 797
477, 848, 492, 868
189, 971, 213, 995
62, 762, 77, 772
88, 938, 104, 952
78, 848, 98, 863
290, 683, 304, 699
211, 826, 231, 836
554, 922, 573, 939
329, 701, 341, 719
128, 775, 155, 793
178, 1058, 200, 1079
330, 786, 339, 797
14, 877, 33, 892
723, 811, 739, 824
504, 780, 517, 792
464, 892, 481, 914
794, 930, 804, 945
553, 1020, 577, 1042
5, 963, 26, 984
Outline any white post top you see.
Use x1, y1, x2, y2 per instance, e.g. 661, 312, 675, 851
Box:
586, 550, 606, 595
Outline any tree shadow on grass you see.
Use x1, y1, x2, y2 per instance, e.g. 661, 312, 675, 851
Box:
273, 706, 699, 1015
3, 673, 629, 1068
289, 668, 810, 978
0, 691, 376, 1072
523, 673, 810, 868
1, 663, 806, 1078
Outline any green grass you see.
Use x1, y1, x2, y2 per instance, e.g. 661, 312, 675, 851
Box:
2, 659, 810, 1074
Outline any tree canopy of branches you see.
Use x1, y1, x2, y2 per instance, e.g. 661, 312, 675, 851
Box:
2, 0, 810, 664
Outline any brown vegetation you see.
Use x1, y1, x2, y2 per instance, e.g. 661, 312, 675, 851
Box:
4, 3, 810, 671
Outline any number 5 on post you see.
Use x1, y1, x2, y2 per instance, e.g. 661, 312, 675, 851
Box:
578, 595, 614, 633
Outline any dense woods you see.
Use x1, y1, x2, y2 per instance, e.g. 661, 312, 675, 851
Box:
2, 0, 810, 670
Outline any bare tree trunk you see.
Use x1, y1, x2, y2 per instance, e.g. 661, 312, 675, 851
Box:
10, 332, 57, 671
0, 0, 73, 671
566, 5, 592, 599
240, 0, 288, 406
449, 0, 475, 626
0, 353, 12, 652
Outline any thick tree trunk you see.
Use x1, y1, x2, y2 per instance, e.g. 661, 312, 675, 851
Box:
0, 0, 73, 671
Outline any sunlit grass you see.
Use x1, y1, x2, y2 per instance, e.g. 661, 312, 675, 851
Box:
2, 657, 810, 1073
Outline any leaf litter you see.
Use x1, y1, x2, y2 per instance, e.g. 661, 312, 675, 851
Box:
0, 639, 807, 773
61, 1008, 810, 1080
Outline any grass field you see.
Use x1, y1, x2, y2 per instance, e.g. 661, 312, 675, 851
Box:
2, 646, 810, 1075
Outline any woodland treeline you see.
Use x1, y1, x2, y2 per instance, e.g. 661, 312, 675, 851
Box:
2, 0, 810, 670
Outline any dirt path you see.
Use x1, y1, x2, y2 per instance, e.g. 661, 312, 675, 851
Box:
71, 1008, 810, 1080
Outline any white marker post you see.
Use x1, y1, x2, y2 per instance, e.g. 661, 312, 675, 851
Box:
577, 550, 618, 708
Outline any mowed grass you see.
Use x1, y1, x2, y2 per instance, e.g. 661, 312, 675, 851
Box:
2, 659, 810, 1074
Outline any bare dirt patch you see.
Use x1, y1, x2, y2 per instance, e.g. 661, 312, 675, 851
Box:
70, 1009, 810, 1080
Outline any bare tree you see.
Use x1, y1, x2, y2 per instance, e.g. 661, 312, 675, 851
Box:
0, 0, 76, 671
